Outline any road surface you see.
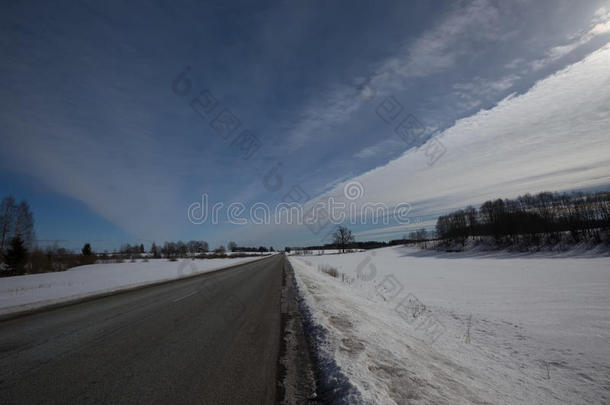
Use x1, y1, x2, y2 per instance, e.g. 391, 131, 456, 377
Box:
0, 254, 284, 404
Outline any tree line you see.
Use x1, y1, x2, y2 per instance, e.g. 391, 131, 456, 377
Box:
0, 194, 272, 276
117, 241, 210, 258
121, 241, 272, 259
436, 191, 610, 246
231, 245, 275, 253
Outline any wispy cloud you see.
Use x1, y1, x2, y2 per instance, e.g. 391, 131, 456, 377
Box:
284, 0, 508, 153
354, 138, 405, 159
531, 6, 610, 71
283, 82, 366, 153
354, 220, 437, 239
4, 1, 609, 249
376, 0, 505, 83
307, 44, 610, 230
452, 74, 520, 111
184, 43, 610, 247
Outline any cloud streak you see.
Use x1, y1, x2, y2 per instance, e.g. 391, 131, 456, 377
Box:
341, 44, 610, 219
531, 6, 610, 71
245, 42, 610, 246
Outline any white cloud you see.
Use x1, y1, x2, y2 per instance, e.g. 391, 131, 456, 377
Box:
594, 6, 610, 20
531, 7, 610, 71
230, 44, 610, 246
590, 20, 610, 35
452, 74, 520, 111
504, 58, 526, 70
316, 44, 610, 220
355, 71, 521, 161
354, 138, 405, 159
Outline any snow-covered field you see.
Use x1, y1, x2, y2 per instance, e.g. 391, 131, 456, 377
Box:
289, 249, 364, 256
289, 246, 610, 404
0, 257, 261, 315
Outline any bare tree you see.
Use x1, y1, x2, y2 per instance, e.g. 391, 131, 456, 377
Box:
465, 206, 477, 237
176, 241, 187, 257
227, 241, 237, 252
161, 242, 177, 258
186, 241, 197, 254
0, 197, 35, 254
416, 228, 428, 248
0, 196, 16, 253
332, 226, 355, 253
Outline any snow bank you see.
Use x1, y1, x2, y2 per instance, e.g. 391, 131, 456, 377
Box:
289, 246, 610, 404
287, 263, 364, 404
0, 257, 261, 314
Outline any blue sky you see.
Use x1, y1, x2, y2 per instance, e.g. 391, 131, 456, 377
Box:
1, 0, 610, 251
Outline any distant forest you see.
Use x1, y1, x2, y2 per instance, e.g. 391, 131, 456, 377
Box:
435, 191, 610, 246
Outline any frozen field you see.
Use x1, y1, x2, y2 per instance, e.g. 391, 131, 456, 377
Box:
289, 246, 610, 404
0, 257, 261, 315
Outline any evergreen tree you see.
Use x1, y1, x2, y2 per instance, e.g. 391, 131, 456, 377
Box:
150, 242, 159, 258
6, 235, 27, 275
82, 243, 93, 256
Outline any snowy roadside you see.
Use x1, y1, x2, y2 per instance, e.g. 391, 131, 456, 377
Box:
0, 257, 262, 316
289, 247, 610, 404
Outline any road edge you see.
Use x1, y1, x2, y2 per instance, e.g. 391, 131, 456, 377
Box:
277, 255, 317, 404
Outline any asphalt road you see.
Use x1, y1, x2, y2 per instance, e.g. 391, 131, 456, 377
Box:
0, 254, 284, 404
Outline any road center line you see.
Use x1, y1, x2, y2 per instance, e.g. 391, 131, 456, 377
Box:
173, 290, 198, 303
